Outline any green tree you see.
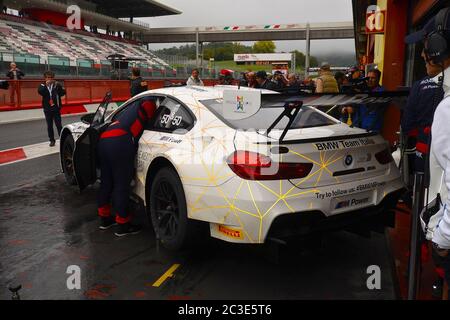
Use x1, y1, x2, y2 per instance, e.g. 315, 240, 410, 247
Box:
291, 50, 305, 68
252, 41, 276, 53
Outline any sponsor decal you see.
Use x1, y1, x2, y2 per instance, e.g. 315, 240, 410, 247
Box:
334, 197, 370, 209
218, 225, 244, 239
236, 96, 244, 112
160, 136, 182, 144
315, 181, 386, 200
335, 200, 350, 209
314, 138, 376, 151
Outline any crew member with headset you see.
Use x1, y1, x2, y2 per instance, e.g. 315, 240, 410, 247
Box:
405, 6, 450, 299
401, 45, 445, 298
96, 98, 157, 237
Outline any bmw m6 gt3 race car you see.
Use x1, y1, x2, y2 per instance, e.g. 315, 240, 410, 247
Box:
60, 86, 406, 250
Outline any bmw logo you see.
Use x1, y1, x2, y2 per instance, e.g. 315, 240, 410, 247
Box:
344, 155, 353, 166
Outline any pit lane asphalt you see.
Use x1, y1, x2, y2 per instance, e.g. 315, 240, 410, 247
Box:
0, 118, 399, 300
0, 166, 399, 299
0, 115, 82, 151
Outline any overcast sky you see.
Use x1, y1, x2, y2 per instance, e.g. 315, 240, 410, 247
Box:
142, 0, 355, 55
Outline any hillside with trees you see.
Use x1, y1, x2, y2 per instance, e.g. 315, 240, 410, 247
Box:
155, 41, 319, 66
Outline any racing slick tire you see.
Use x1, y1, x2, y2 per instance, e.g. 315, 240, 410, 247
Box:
62, 135, 77, 186
149, 167, 202, 251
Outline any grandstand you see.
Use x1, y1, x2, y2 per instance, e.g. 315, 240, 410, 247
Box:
0, 0, 181, 78
0, 14, 169, 67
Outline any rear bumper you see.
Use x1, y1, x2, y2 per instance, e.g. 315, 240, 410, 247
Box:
266, 189, 404, 240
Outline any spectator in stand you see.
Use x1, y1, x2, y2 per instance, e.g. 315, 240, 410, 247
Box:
255, 70, 277, 90
2, 6, 7, 14
186, 68, 204, 86
38, 71, 66, 147
315, 64, 339, 93
6, 62, 25, 106
129, 67, 148, 97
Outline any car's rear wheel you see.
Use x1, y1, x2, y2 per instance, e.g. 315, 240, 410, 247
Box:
149, 167, 201, 251
62, 135, 77, 185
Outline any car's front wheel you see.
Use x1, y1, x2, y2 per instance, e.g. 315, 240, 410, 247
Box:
62, 135, 77, 185
149, 167, 202, 251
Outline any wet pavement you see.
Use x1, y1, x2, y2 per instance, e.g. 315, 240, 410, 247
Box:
0, 171, 399, 300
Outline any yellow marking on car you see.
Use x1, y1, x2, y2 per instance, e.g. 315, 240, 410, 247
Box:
152, 264, 181, 287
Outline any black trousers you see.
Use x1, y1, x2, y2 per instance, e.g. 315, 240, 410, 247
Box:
97, 134, 136, 224
44, 108, 62, 142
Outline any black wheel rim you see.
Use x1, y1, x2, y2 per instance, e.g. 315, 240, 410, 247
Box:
63, 142, 74, 179
154, 179, 179, 241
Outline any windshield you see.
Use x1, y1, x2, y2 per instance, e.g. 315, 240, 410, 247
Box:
201, 97, 338, 130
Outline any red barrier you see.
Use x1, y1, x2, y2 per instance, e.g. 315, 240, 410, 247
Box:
0, 79, 220, 111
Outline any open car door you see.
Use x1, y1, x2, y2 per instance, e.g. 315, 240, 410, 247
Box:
73, 91, 112, 192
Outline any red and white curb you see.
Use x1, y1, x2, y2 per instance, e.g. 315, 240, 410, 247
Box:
0, 102, 122, 125
0, 141, 60, 166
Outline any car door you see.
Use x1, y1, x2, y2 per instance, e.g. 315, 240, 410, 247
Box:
73, 92, 111, 191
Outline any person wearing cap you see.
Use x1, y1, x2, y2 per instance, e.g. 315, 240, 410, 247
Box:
315, 64, 339, 93
334, 71, 349, 92
255, 70, 277, 90
272, 70, 288, 90
343, 66, 368, 93
406, 7, 450, 299
218, 69, 234, 85
340, 68, 386, 133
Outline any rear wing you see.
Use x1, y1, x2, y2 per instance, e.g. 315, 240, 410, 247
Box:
261, 91, 409, 107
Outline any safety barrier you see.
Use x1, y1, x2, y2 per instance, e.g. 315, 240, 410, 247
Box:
0, 79, 219, 110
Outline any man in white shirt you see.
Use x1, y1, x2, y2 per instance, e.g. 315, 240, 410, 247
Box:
406, 7, 450, 299
186, 68, 204, 86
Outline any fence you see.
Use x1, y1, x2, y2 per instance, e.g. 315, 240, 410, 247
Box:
0, 57, 221, 80
0, 78, 220, 109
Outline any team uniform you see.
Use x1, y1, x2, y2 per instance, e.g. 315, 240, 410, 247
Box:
97, 99, 156, 233
402, 76, 443, 173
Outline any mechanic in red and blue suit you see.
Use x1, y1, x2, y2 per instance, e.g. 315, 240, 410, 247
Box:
97, 98, 157, 237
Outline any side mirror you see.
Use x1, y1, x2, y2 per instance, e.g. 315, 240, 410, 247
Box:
81, 113, 95, 125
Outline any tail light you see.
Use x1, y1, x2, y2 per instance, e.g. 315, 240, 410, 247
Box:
227, 150, 313, 180
375, 148, 393, 164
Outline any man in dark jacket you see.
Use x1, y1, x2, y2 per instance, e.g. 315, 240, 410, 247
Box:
38, 71, 66, 147
130, 67, 148, 97
6, 62, 25, 106
255, 70, 277, 91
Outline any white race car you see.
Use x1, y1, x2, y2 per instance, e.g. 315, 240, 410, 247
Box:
60, 86, 405, 250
